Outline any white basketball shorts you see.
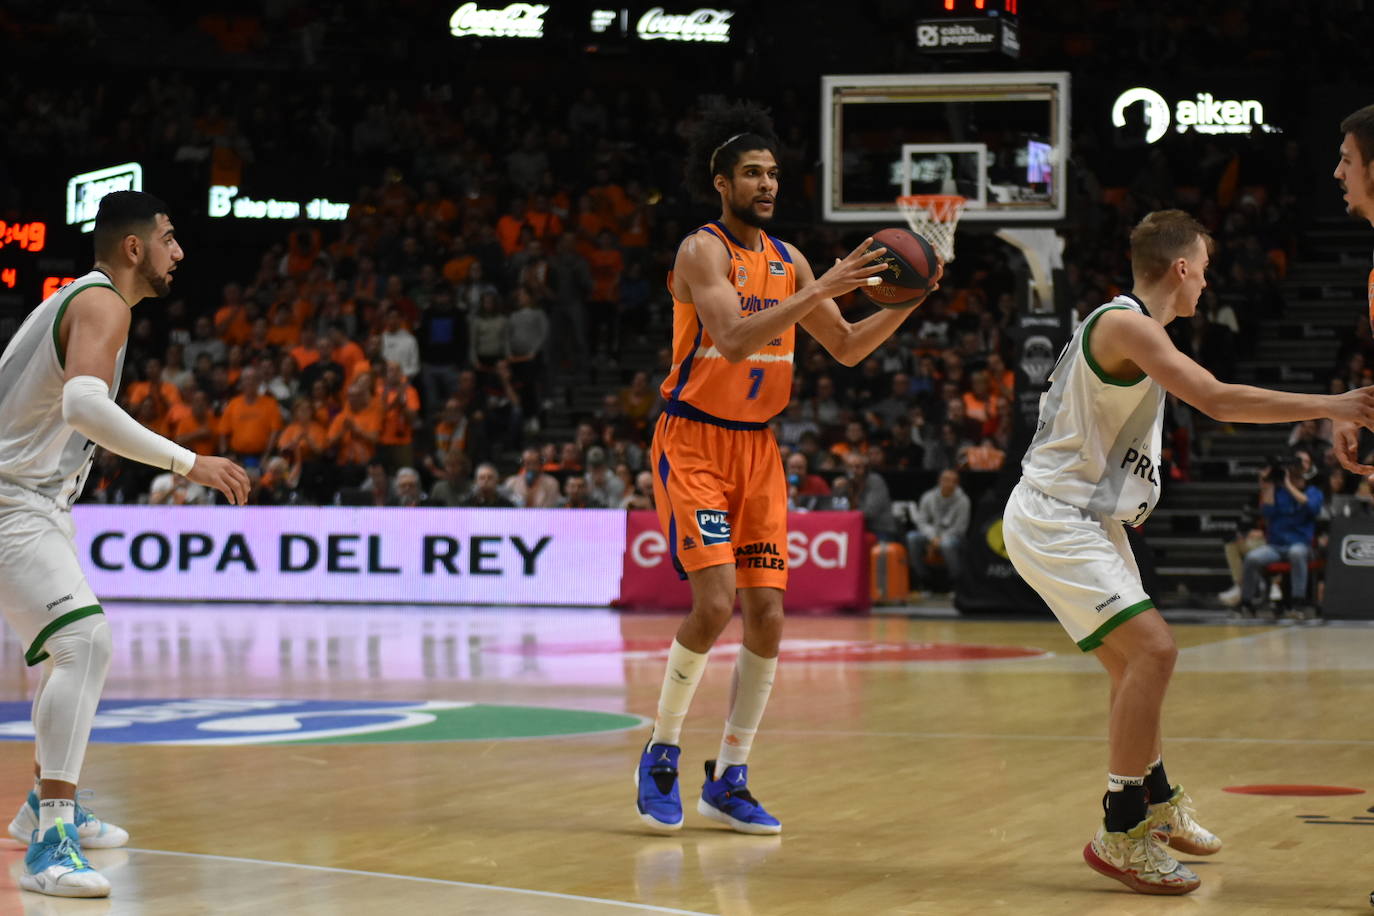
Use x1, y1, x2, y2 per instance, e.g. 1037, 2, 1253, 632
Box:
0, 480, 102, 666
1003, 480, 1154, 652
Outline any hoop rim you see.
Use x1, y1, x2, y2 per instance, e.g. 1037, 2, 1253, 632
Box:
895, 194, 967, 221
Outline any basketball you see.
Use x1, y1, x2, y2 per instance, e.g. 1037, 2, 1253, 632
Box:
861, 227, 940, 308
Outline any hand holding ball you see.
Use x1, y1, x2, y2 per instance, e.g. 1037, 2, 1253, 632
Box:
860, 228, 942, 309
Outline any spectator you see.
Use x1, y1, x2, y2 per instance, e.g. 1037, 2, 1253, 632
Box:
418, 287, 467, 409
586, 229, 624, 356
148, 471, 210, 506
620, 470, 656, 510
381, 307, 420, 379
185, 315, 227, 367
905, 469, 971, 592
470, 291, 510, 374
960, 436, 1007, 472
170, 389, 220, 457
584, 446, 625, 507
505, 447, 561, 507
254, 456, 302, 506
507, 286, 550, 420
830, 420, 869, 460
842, 451, 896, 541
548, 232, 592, 371
559, 475, 603, 508
786, 451, 831, 497
341, 462, 393, 507
462, 462, 516, 508
394, 467, 427, 507
866, 373, 912, 430
377, 361, 422, 470
1241, 457, 1324, 614
328, 378, 384, 478
618, 371, 656, 429
218, 366, 283, 468
328, 323, 368, 380
427, 449, 473, 507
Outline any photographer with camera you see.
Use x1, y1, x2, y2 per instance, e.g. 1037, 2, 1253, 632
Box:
1239, 454, 1324, 616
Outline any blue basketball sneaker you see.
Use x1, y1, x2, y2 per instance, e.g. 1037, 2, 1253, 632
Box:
635, 742, 684, 832
698, 761, 782, 835
10, 790, 128, 848
20, 819, 110, 898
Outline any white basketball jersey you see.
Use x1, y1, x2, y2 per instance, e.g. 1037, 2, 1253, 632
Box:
0, 270, 127, 506
1019, 294, 1165, 526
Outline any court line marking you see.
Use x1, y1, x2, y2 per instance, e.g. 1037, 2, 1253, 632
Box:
124, 848, 717, 915
682, 726, 1374, 747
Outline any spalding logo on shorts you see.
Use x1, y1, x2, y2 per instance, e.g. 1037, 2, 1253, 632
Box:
695, 509, 732, 546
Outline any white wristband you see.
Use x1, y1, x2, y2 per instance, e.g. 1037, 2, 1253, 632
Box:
62, 375, 198, 476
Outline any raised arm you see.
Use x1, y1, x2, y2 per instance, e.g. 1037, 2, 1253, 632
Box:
677, 234, 888, 363
796, 242, 941, 367
1092, 308, 1374, 426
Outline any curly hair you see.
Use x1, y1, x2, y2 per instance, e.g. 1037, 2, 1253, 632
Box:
682, 100, 780, 203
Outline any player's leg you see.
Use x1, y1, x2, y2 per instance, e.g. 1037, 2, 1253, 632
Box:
0, 502, 113, 897
697, 429, 786, 835
635, 417, 736, 831
1002, 484, 1197, 894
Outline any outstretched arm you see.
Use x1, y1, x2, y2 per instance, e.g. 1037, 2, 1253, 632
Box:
795, 242, 942, 367
1092, 308, 1374, 426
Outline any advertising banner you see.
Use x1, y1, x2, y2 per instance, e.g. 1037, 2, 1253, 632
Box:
618, 511, 870, 613
71, 506, 627, 606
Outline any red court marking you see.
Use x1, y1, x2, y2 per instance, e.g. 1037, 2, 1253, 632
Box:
1224, 785, 1366, 797
485, 640, 1048, 663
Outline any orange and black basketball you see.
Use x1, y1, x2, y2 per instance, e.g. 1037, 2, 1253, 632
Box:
861, 228, 940, 308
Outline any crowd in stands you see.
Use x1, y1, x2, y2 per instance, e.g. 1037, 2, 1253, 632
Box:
3, 6, 1357, 597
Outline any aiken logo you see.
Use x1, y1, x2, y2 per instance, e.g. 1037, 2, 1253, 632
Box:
636, 7, 734, 43
1112, 87, 1274, 144
449, 2, 549, 39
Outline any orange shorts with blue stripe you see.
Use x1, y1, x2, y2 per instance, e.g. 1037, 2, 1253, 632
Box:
649, 410, 788, 590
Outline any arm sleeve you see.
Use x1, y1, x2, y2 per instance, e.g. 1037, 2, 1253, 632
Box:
63, 376, 198, 476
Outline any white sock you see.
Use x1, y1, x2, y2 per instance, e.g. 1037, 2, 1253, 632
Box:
38, 798, 76, 834
649, 640, 709, 746
715, 647, 777, 779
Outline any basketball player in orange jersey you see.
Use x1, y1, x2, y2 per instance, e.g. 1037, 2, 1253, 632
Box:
634, 102, 940, 833
1331, 105, 1374, 482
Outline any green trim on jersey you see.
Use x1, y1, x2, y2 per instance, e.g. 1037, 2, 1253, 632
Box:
51, 283, 119, 370
1081, 306, 1147, 387
1076, 598, 1154, 652
25, 605, 105, 666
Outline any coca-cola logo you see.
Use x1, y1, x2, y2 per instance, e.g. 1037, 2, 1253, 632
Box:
449, 2, 548, 39
636, 7, 734, 43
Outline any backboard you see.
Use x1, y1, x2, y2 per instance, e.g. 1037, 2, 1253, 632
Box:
821, 72, 1070, 224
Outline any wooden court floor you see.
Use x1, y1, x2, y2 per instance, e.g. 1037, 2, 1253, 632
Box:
0, 603, 1372, 914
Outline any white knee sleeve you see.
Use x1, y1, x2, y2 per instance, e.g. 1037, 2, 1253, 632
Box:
33, 614, 111, 785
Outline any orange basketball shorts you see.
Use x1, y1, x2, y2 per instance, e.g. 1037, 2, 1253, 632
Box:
649, 412, 788, 590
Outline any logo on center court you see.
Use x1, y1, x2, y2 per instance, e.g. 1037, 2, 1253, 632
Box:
695, 509, 731, 545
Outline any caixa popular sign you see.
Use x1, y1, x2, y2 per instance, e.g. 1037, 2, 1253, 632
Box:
636, 7, 733, 43
66, 163, 143, 234
1112, 87, 1279, 143
449, 2, 548, 38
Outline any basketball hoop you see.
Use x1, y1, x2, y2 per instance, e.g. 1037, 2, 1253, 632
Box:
896, 195, 965, 264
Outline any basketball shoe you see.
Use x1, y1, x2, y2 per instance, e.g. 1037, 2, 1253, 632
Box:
9, 790, 128, 849
635, 743, 684, 832
20, 820, 110, 898
698, 761, 781, 835
1083, 818, 1200, 895
1148, 785, 1222, 856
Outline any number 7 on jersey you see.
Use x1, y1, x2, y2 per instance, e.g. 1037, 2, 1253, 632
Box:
746, 368, 764, 400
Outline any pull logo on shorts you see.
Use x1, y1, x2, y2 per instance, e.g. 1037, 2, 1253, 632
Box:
696, 509, 732, 546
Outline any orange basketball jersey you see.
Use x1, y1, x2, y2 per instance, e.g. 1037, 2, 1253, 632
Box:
659, 221, 797, 427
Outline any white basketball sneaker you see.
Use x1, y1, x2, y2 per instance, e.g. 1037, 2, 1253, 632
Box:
20, 819, 111, 898
1148, 785, 1222, 856
9, 790, 128, 848
1083, 818, 1201, 895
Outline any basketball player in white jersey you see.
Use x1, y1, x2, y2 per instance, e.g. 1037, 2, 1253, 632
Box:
0, 191, 249, 897
1331, 105, 1374, 480
1002, 210, 1374, 895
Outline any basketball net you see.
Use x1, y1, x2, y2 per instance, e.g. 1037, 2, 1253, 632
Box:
896, 195, 965, 264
